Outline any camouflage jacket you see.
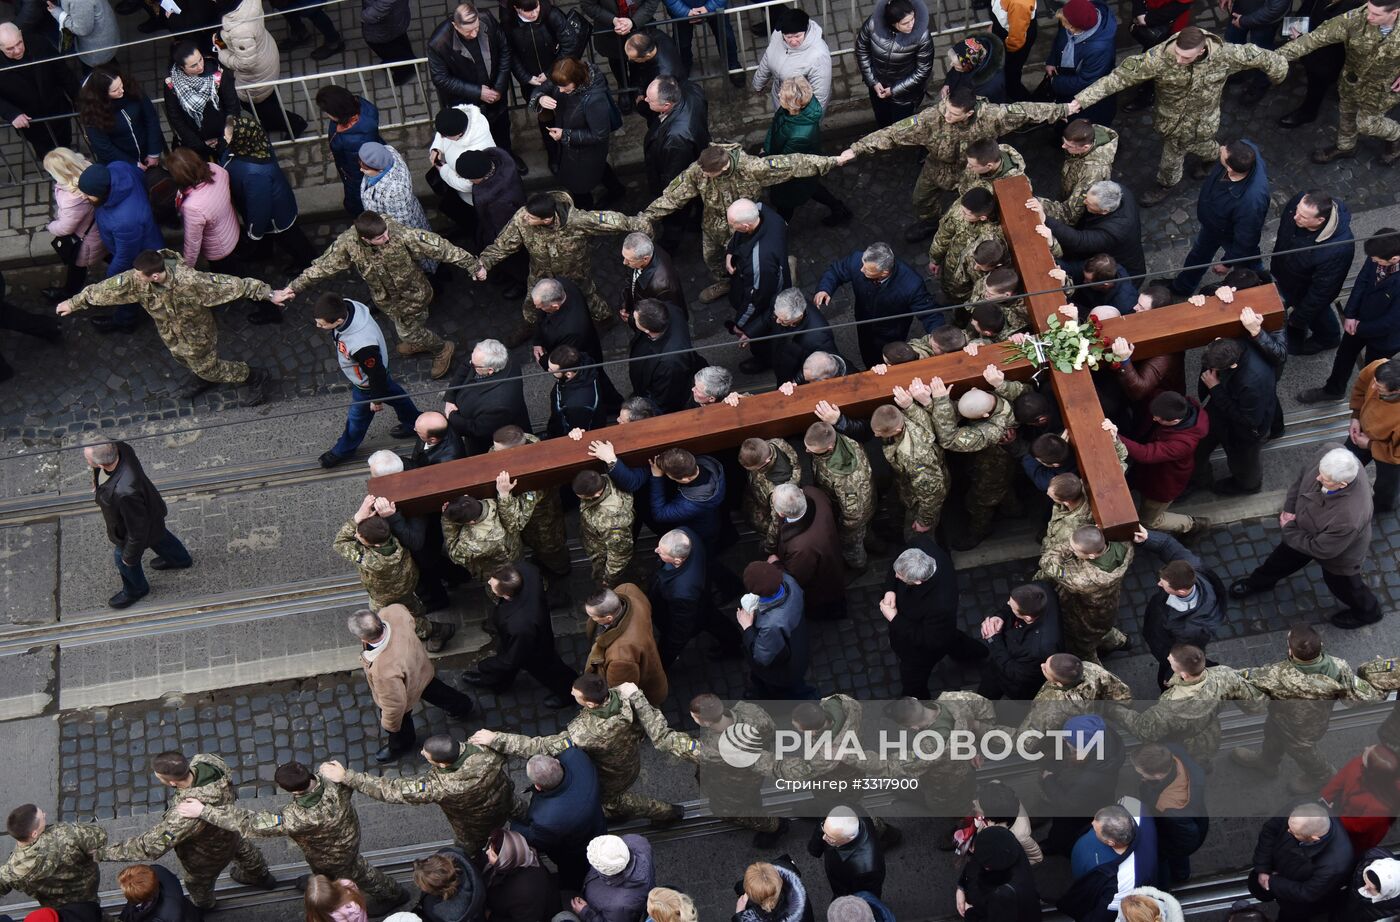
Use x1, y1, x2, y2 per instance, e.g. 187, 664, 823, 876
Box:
1021, 661, 1133, 735
1039, 542, 1134, 601
640, 143, 838, 226
579, 480, 635, 584
1075, 33, 1287, 140
68, 252, 271, 358
1358, 657, 1400, 692
928, 208, 1005, 302
773, 694, 865, 785
743, 438, 802, 547
341, 746, 514, 845
1043, 125, 1119, 223
971, 273, 1030, 333
929, 393, 1014, 453
630, 694, 777, 799
811, 432, 876, 530
884, 403, 948, 528
1125, 666, 1265, 762
479, 191, 647, 275
289, 218, 475, 309
1239, 654, 1380, 702
333, 520, 419, 610
99, 753, 247, 866
0, 823, 106, 907
956, 144, 1027, 195
1279, 6, 1400, 91
489, 691, 644, 797
442, 495, 527, 581
1037, 502, 1094, 567
488, 434, 564, 547
850, 99, 1068, 168
883, 692, 994, 784
201, 778, 362, 872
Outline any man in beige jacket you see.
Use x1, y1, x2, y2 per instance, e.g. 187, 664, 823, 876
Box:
348, 605, 475, 764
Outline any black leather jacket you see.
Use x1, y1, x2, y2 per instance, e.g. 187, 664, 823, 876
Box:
501, 0, 581, 87
94, 441, 168, 565
643, 80, 710, 194
427, 14, 513, 110
854, 0, 935, 104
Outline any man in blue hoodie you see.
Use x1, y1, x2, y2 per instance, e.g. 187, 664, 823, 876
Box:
1169, 139, 1270, 298
77, 161, 163, 334
648, 447, 728, 553
1271, 190, 1355, 356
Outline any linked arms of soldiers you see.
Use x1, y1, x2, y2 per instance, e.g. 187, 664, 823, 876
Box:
615, 682, 702, 763
176, 799, 294, 838
318, 760, 453, 805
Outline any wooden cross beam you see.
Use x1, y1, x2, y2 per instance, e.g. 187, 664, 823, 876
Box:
371, 175, 1284, 542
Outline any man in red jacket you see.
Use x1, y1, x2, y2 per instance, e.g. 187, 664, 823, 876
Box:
1111, 391, 1210, 535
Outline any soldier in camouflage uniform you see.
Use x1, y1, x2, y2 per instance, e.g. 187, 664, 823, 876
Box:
182, 762, 406, 909
1279, 4, 1400, 164
1042, 121, 1119, 223
1231, 624, 1380, 792
1121, 646, 1264, 766
441, 472, 528, 583
58, 249, 271, 401
640, 143, 841, 297
928, 190, 1006, 305
0, 806, 105, 908
319, 734, 514, 856
472, 677, 683, 823
333, 496, 441, 647
928, 374, 1016, 549
98, 752, 276, 908
1019, 654, 1133, 739
618, 684, 786, 845
738, 437, 802, 552
844, 91, 1067, 237
883, 693, 994, 821
1038, 525, 1134, 665
478, 191, 647, 329
489, 433, 570, 580
972, 268, 1031, 334
957, 140, 1027, 195
574, 472, 635, 586
1073, 28, 1288, 198
804, 422, 876, 568
1035, 474, 1095, 568
871, 388, 949, 534
282, 213, 476, 379
778, 695, 894, 835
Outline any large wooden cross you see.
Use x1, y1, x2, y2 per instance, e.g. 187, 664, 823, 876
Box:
370, 175, 1284, 541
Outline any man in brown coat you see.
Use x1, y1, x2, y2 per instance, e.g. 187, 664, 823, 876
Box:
1348, 358, 1400, 514
1230, 445, 1381, 629
347, 606, 477, 763
583, 586, 668, 706
769, 484, 847, 620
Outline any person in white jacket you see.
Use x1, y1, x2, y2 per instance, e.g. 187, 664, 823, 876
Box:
1115, 887, 1184, 922
426, 104, 496, 230
751, 7, 832, 113
217, 0, 307, 138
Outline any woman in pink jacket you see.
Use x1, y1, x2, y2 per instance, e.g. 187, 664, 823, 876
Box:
42, 147, 109, 302
164, 147, 242, 271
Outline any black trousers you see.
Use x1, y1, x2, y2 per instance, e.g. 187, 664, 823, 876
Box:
20, 119, 72, 164
385, 677, 476, 749
991, 17, 1037, 101
1246, 871, 1336, 922
250, 95, 308, 138
1290, 46, 1346, 120
867, 92, 920, 129
1348, 437, 1400, 511
1193, 429, 1263, 492
975, 662, 1040, 701
474, 638, 578, 698
366, 34, 417, 83
1324, 331, 1392, 394
1245, 541, 1381, 620
897, 631, 988, 698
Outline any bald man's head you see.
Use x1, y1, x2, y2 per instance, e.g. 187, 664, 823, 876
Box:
0, 23, 24, 60
415, 411, 450, 443
1088, 305, 1121, 322
727, 198, 760, 228
958, 388, 996, 419
1287, 803, 1332, 841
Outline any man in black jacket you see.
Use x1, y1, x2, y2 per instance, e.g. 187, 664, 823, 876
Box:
620, 233, 686, 321
428, 4, 522, 172
1036, 181, 1145, 277
1194, 334, 1279, 494
0, 24, 78, 162
531, 277, 602, 368
465, 561, 577, 708
1271, 191, 1354, 355
628, 299, 703, 413
545, 345, 622, 436
85, 441, 192, 609
457, 148, 528, 299
444, 338, 532, 454
726, 199, 790, 374
626, 31, 686, 117
770, 288, 841, 388
808, 808, 886, 899
977, 582, 1062, 700
400, 413, 467, 611
1248, 803, 1354, 920
648, 526, 732, 663
880, 539, 986, 698
1134, 526, 1225, 689
407, 410, 466, 468
642, 75, 709, 197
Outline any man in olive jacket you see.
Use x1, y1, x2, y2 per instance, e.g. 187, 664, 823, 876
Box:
85, 440, 192, 610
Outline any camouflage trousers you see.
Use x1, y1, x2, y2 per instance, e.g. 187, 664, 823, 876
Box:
1336, 84, 1400, 152
1157, 130, 1220, 188
369, 591, 430, 640
893, 480, 947, 538
965, 450, 1015, 537
603, 791, 676, 821
173, 348, 250, 385
521, 274, 612, 325
911, 157, 962, 221
524, 515, 572, 578
315, 854, 405, 909
701, 216, 729, 281
182, 837, 270, 908
1260, 712, 1333, 781
837, 516, 872, 569
1060, 596, 1127, 666
444, 801, 514, 856
581, 535, 634, 586
383, 302, 444, 354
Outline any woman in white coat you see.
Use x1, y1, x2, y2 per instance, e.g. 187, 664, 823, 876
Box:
217, 0, 307, 137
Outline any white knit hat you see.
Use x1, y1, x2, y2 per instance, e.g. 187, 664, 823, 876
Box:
586, 834, 631, 875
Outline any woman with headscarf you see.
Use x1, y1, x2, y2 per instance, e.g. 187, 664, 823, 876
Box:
1322, 743, 1400, 854
220, 115, 315, 285
1346, 848, 1400, 921
163, 39, 241, 158
942, 34, 1006, 102
956, 826, 1040, 921
483, 828, 560, 922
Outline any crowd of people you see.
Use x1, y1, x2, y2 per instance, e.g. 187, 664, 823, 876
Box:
2, 0, 1400, 919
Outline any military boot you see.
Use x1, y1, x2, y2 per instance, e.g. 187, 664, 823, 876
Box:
430, 341, 456, 379
1311, 146, 1356, 164
425, 621, 457, 653
1230, 748, 1279, 777
239, 367, 271, 407
1381, 140, 1400, 166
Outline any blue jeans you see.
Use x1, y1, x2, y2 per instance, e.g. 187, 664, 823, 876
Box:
676, 12, 740, 74
114, 529, 191, 596
1224, 23, 1277, 92
1169, 226, 1262, 297
331, 379, 420, 458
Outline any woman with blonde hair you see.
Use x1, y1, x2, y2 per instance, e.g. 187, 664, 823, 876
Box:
733, 861, 807, 922
647, 887, 697, 922
761, 76, 851, 226
304, 875, 368, 922
42, 147, 107, 302
1116, 889, 1184, 922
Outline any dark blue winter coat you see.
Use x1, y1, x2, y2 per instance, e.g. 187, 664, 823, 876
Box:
1198, 335, 1278, 443
1195, 139, 1270, 269
816, 250, 940, 345
1048, 1, 1118, 125
649, 454, 727, 549
221, 151, 298, 240
326, 97, 383, 216
1271, 192, 1354, 317
84, 93, 164, 165
517, 744, 607, 855
1344, 258, 1400, 354
94, 160, 164, 278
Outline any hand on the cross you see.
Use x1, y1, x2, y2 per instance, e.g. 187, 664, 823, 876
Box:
1034, 224, 1053, 241
1200, 368, 1220, 389
354, 494, 377, 524
470, 728, 498, 747
1111, 336, 1133, 360
568, 428, 585, 441
723, 391, 746, 407
814, 400, 841, 424
495, 470, 517, 496
176, 800, 205, 819
319, 760, 347, 783
924, 377, 947, 400
871, 363, 889, 376
373, 497, 396, 517
1024, 197, 1044, 218
1240, 307, 1263, 337
983, 365, 1004, 388
1058, 304, 1078, 321
1133, 525, 1149, 544
1216, 286, 1236, 304
1100, 418, 1118, 437
779, 382, 796, 396
964, 342, 980, 356
1008, 332, 1029, 345
588, 440, 617, 464
879, 591, 898, 622
649, 457, 664, 477
813, 291, 831, 308
1048, 267, 1068, 284
892, 386, 914, 409
1188, 294, 1207, 307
